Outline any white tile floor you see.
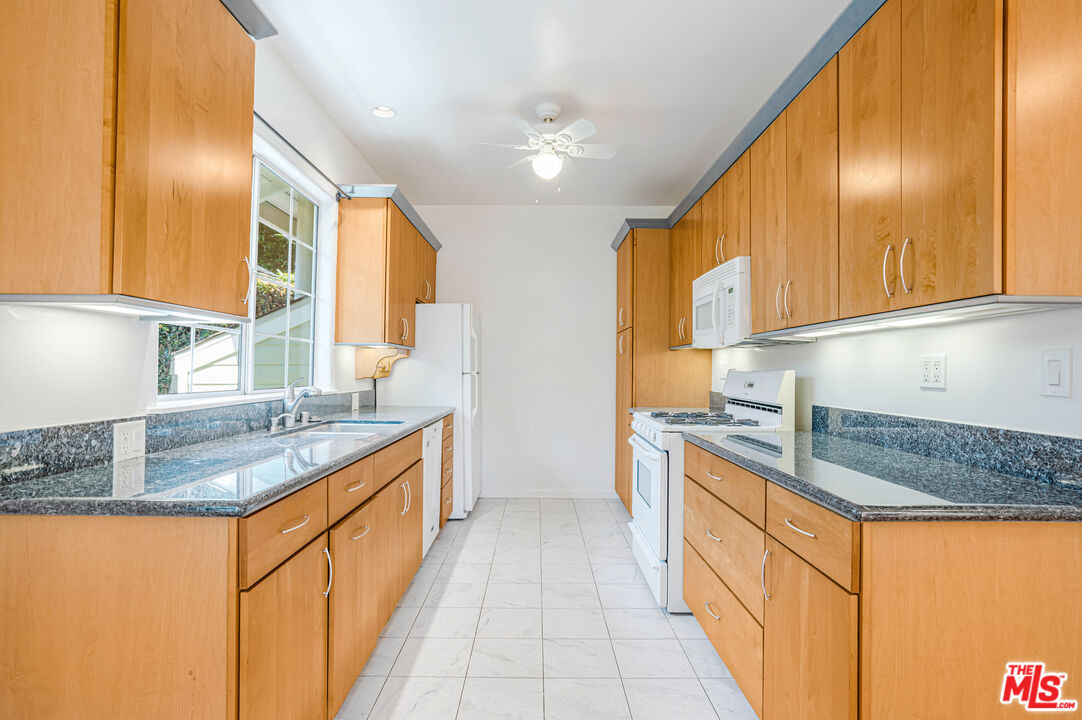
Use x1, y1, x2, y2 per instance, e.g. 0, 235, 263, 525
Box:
335, 497, 759, 720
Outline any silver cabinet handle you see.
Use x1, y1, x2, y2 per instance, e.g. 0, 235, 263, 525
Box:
706, 529, 723, 543
279, 514, 311, 534
444, 497, 452, 505
714, 237, 721, 265
424, 279, 431, 300
350, 525, 370, 541
881, 244, 895, 298
241, 256, 254, 305
900, 237, 912, 294
322, 547, 333, 597
706, 470, 722, 481
783, 281, 792, 319
775, 283, 783, 320
719, 234, 726, 264
405, 480, 412, 512
618, 334, 624, 355
761, 548, 771, 600
401, 317, 410, 341
445, 445, 451, 452
704, 601, 721, 620
400, 483, 408, 515
618, 307, 625, 327
784, 517, 816, 538
345, 480, 366, 493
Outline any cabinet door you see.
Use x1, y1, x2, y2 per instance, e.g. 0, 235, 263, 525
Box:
763, 538, 858, 720
615, 328, 633, 512
328, 502, 382, 716
417, 230, 437, 303
699, 180, 724, 273
670, 206, 699, 346
786, 57, 840, 328
900, 0, 1001, 306
720, 152, 751, 262
375, 484, 402, 628
750, 113, 788, 334
616, 233, 633, 332
403, 461, 423, 585
839, 0, 902, 319
385, 203, 417, 347
112, 0, 254, 317
239, 535, 329, 720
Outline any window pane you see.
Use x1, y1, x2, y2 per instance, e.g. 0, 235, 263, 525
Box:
252, 334, 287, 390
291, 241, 314, 294
157, 323, 240, 395
287, 340, 312, 386
289, 292, 313, 340
294, 194, 316, 246
254, 278, 288, 332
257, 223, 290, 279
258, 167, 291, 230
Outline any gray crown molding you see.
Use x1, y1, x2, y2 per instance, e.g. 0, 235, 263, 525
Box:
610, 218, 672, 250
340, 184, 442, 251
219, 0, 278, 40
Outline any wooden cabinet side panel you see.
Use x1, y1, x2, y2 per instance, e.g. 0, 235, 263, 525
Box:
1005, 0, 1082, 295
839, 0, 903, 318
860, 522, 1082, 720
336, 198, 389, 343
750, 114, 789, 334
1, 0, 115, 294
113, 0, 254, 315
0, 515, 235, 719
786, 56, 840, 327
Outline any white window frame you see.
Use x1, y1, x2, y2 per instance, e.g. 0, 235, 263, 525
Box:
154, 321, 246, 400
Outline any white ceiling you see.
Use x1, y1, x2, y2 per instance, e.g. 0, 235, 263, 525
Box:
257, 0, 852, 206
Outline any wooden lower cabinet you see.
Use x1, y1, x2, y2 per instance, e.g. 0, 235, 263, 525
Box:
763, 538, 858, 720
239, 535, 329, 720
394, 461, 424, 597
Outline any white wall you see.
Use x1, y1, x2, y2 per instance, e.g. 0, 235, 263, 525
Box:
712, 308, 1082, 438
417, 205, 672, 498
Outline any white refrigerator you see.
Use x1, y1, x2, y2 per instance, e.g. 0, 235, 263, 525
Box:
380, 303, 481, 518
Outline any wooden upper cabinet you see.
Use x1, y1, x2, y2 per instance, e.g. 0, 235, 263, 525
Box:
839, 0, 903, 319
336, 198, 423, 347
1005, 0, 1082, 295
616, 233, 633, 332
416, 230, 437, 303
786, 56, 840, 328
2, 0, 254, 318
699, 181, 724, 274
764, 537, 858, 720
720, 152, 752, 263
750, 113, 789, 334
670, 206, 699, 346
899, 0, 1001, 307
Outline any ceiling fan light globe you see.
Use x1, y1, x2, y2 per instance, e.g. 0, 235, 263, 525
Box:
531, 150, 564, 179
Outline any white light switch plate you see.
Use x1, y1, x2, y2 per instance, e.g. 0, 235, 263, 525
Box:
113, 419, 146, 462
1041, 348, 1073, 398
920, 354, 946, 390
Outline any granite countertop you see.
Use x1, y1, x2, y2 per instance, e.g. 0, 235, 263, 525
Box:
683, 431, 1082, 521
0, 406, 453, 518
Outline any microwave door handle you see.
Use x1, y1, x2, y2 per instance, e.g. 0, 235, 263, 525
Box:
712, 281, 724, 344
627, 433, 663, 462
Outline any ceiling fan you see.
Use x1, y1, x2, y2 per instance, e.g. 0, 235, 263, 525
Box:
483, 102, 616, 180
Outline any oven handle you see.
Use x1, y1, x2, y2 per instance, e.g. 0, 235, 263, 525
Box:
627, 433, 663, 462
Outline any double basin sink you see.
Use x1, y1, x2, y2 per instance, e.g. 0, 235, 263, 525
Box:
285, 419, 406, 440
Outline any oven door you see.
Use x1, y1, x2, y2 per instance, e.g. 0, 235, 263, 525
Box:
691, 279, 723, 349
628, 432, 668, 560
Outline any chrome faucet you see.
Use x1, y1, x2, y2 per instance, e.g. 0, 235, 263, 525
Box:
270, 380, 323, 432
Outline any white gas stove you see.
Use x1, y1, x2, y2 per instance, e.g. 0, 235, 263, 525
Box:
627, 369, 795, 613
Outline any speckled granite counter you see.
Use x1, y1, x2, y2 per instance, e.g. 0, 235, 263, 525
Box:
0, 406, 453, 518
683, 431, 1082, 521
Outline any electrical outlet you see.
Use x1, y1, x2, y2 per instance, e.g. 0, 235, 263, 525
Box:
920, 354, 946, 390
112, 420, 146, 462
112, 457, 146, 498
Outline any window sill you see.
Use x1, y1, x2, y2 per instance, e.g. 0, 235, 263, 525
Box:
148, 392, 283, 414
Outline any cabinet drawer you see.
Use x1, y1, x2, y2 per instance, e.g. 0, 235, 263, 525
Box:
374, 431, 423, 490
441, 436, 453, 468
443, 414, 453, 437
684, 477, 765, 623
441, 457, 453, 488
684, 441, 766, 528
440, 478, 453, 527
239, 479, 327, 588
684, 541, 763, 717
766, 483, 859, 592
328, 455, 375, 525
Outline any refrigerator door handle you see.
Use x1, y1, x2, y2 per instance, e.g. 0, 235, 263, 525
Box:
471, 375, 480, 421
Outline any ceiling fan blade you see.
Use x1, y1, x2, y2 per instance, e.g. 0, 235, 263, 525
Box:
479, 142, 533, 150
511, 116, 541, 139
572, 143, 616, 160
507, 155, 534, 169
555, 118, 597, 144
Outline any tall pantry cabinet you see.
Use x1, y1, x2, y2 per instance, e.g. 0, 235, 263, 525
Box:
614, 229, 710, 513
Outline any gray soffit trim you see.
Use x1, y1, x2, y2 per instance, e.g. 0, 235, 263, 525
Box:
219, 0, 278, 39
340, 185, 442, 251
610, 218, 672, 250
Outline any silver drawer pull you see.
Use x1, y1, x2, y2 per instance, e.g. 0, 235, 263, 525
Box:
444, 497, 453, 505
705, 471, 722, 481
784, 518, 816, 538
350, 525, 370, 541
761, 549, 771, 600
322, 547, 333, 597
704, 601, 721, 620
279, 515, 311, 534
345, 480, 366, 493
706, 529, 723, 543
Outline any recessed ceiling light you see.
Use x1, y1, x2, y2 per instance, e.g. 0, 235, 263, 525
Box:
371, 106, 396, 119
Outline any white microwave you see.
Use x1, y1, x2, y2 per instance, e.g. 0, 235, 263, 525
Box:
691, 256, 752, 349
